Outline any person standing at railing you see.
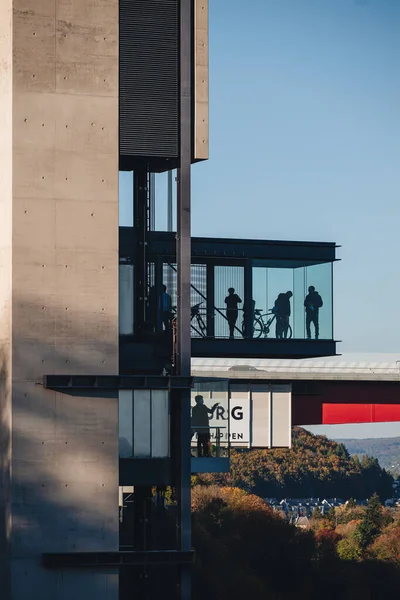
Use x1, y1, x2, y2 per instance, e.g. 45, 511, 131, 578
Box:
273, 291, 292, 339
304, 285, 323, 339
191, 395, 219, 457
225, 287, 242, 339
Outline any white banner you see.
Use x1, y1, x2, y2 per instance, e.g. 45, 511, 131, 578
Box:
191, 397, 250, 445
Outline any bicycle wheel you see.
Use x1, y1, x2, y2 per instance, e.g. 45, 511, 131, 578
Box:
263, 316, 275, 337
252, 318, 264, 339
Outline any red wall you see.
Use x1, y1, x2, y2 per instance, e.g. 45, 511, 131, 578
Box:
292, 381, 400, 425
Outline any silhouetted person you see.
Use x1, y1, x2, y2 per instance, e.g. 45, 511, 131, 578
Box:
162, 284, 172, 330
274, 291, 292, 338
225, 288, 242, 339
191, 395, 218, 457
304, 285, 323, 339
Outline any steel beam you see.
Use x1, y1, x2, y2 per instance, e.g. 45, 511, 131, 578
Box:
43, 375, 193, 391
176, 0, 193, 598
134, 165, 149, 335
43, 551, 195, 568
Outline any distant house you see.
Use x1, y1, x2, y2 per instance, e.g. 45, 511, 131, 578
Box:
296, 516, 310, 529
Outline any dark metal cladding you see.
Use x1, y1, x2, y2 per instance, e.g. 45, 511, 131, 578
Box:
42, 550, 195, 568
119, 0, 179, 161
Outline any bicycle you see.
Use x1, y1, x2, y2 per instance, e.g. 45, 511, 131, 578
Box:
190, 302, 208, 337
242, 308, 292, 339
171, 302, 208, 338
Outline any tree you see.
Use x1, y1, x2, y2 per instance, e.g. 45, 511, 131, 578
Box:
337, 536, 362, 561
366, 493, 385, 531
336, 443, 350, 460
191, 486, 316, 600
315, 528, 342, 562
370, 525, 400, 564
326, 507, 337, 529
354, 494, 385, 552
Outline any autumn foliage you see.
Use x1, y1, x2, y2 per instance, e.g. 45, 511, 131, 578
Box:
198, 427, 394, 500
191, 486, 400, 600
190, 429, 399, 599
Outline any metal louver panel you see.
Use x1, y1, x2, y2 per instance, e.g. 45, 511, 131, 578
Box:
119, 0, 179, 159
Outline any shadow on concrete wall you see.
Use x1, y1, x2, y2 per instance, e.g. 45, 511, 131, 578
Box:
0, 302, 119, 599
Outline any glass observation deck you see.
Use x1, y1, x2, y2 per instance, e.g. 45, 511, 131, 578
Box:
119, 229, 338, 371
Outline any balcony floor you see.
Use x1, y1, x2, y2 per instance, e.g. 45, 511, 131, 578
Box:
191, 457, 230, 473
119, 336, 337, 374
191, 338, 337, 359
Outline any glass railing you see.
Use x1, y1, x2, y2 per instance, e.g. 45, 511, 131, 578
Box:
171, 304, 332, 341
121, 260, 334, 341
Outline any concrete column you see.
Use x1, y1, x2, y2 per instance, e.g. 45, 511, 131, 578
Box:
0, 1, 119, 598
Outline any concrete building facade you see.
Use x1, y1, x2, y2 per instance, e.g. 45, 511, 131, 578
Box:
0, 2, 119, 597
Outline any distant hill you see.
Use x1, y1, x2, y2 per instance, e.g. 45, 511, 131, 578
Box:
197, 427, 394, 500
339, 437, 400, 476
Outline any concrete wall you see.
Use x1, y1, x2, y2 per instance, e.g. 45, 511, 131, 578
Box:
0, 2, 119, 598
0, 2, 13, 595
194, 0, 209, 160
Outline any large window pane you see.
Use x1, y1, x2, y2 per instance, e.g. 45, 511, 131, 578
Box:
160, 263, 208, 336
119, 264, 134, 335
119, 390, 133, 458
252, 262, 333, 340
293, 266, 306, 339
252, 266, 293, 339
119, 171, 133, 227
214, 266, 244, 338
154, 170, 176, 231
305, 263, 333, 339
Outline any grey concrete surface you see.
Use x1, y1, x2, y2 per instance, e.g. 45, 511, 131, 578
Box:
194, 0, 209, 160
0, 1, 119, 597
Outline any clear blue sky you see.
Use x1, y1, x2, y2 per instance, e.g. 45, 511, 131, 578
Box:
120, 0, 400, 438
196, 0, 400, 354
139, 0, 400, 353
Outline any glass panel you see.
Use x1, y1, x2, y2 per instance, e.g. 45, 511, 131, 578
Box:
133, 390, 151, 458
119, 264, 134, 335
119, 390, 133, 458
214, 266, 244, 338
191, 379, 230, 457
154, 170, 176, 232
119, 171, 133, 227
119, 390, 170, 459
143, 260, 334, 341
252, 263, 333, 340
151, 390, 170, 458
161, 263, 208, 337
155, 263, 175, 333
293, 266, 306, 339
252, 267, 293, 339
190, 264, 207, 338
305, 262, 333, 339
